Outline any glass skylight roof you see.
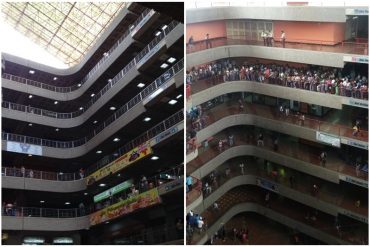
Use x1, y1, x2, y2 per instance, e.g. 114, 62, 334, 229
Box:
1, 2, 127, 67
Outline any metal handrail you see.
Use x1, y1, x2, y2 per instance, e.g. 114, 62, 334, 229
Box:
2, 108, 183, 179
2, 58, 183, 121
1, 8, 152, 94
2, 58, 183, 149
2, 164, 183, 218
2, 21, 180, 120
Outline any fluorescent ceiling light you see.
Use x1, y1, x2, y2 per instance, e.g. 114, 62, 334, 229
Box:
168, 99, 177, 105
91, 93, 95, 97
65, 202, 71, 205
161, 24, 168, 30
109, 106, 116, 111
155, 31, 161, 36
113, 137, 120, 142
93, 120, 98, 124
40, 201, 45, 203
130, 25, 135, 30
59, 172, 64, 175
28, 123, 33, 127
137, 83, 145, 88
99, 183, 106, 187
96, 150, 102, 154
143, 117, 151, 122
54, 101, 58, 105
77, 83, 82, 87
29, 70, 35, 74
103, 52, 109, 57
28, 95, 33, 99
167, 57, 176, 63
108, 79, 112, 83
151, 156, 159, 160
28, 154, 32, 157
176, 94, 183, 99
79, 107, 84, 110
160, 63, 169, 69
55, 128, 59, 132
84, 192, 88, 195
53, 77, 58, 81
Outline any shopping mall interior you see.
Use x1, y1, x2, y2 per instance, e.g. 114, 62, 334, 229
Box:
1, 2, 184, 245
186, 1, 368, 245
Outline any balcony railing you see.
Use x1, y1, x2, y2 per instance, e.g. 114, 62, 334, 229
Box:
2, 58, 183, 150
2, 21, 180, 121
1, 8, 152, 94
2, 58, 183, 121
2, 164, 183, 218
187, 36, 369, 55
2, 109, 183, 179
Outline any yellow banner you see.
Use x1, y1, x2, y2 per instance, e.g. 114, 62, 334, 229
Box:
89, 188, 161, 225
87, 142, 152, 185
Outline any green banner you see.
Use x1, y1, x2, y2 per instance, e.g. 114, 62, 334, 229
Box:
93, 179, 133, 203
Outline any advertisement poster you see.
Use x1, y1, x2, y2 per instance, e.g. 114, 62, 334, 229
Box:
93, 179, 133, 203
87, 142, 152, 185
90, 188, 161, 225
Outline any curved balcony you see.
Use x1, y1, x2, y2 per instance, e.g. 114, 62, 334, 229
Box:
188, 78, 368, 111
1, 63, 184, 159
192, 100, 368, 149
2, 59, 183, 128
2, 20, 181, 103
188, 185, 364, 245
2, 170, 183, 231
188, 159, 367, 223
186, 39, 368, 70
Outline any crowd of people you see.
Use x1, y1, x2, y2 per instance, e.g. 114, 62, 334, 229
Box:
186, 59, 368, 99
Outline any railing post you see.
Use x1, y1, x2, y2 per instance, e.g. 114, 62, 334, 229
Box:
75, 208, 78, 217
4, 167, 7, 176
58, 209, 60, 218
40, 208, 42, 217
74, 173, 76, 180
40, 171, 43, 180
21, 207, 23, 217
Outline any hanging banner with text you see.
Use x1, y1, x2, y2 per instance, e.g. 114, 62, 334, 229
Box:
89, 188, 161, 225
93, 179, 133, 203
87, 142, 152, 185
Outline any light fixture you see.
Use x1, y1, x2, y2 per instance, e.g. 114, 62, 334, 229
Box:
99, 183, 106, 187
84, 192, 88, 196
103, 52, 109, 57
105, 221, 110, 224
28, 154, 32, 157
28, 95, 33, 99
160, 63, 169, 69
151, 156, 159, 160
155, 31, 161, 36
176, 94, 183, 99
113, 137, 120, 142
161, 24, 168, 30
55, 128, 59, 132
109, 106, 116, 111
53, 77, 58, 81
137, 83, 145, 88
96, 150, 102, 154
113, 153, 119, 157
168, 99, 177, 105
65, 202, 71, 205
143, 117, 151, 122
117, 174, 121, 177
40, 201, 45, 203
59, 172, 64, 175
29, 70, 35, 74
167, 57, 176, 63
130, 25, 135, 30
91, 93, 95, 97
28, 123, 33, 127
93, 120, 98, 124
77, 83, 82, 87
108, 79, 112, 83
54, 101, 58, 105
79, 107, 84, 110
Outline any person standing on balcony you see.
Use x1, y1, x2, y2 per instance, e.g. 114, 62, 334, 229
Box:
21, 166, 25, 177
261, 31, 267, 46
267, 30, 273, 47
280, 30, 286, 48
188, 35, 194, 51
205, 33, 212, 49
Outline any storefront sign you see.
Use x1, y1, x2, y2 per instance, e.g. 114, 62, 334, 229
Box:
131, 9, 155, 37
89, 188, 161, 225
339, 174, 368, 188
86, 142, 152, 185
346, 99, 368, 109
316, 132, 341, 148
345, 8, 369, 15
256, 178, 279, 193
340, 209, 368, 223
341, 138, 368, 150
93, 179, 133, 203
343, 55, 369, 64
6, 141, 42, 156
